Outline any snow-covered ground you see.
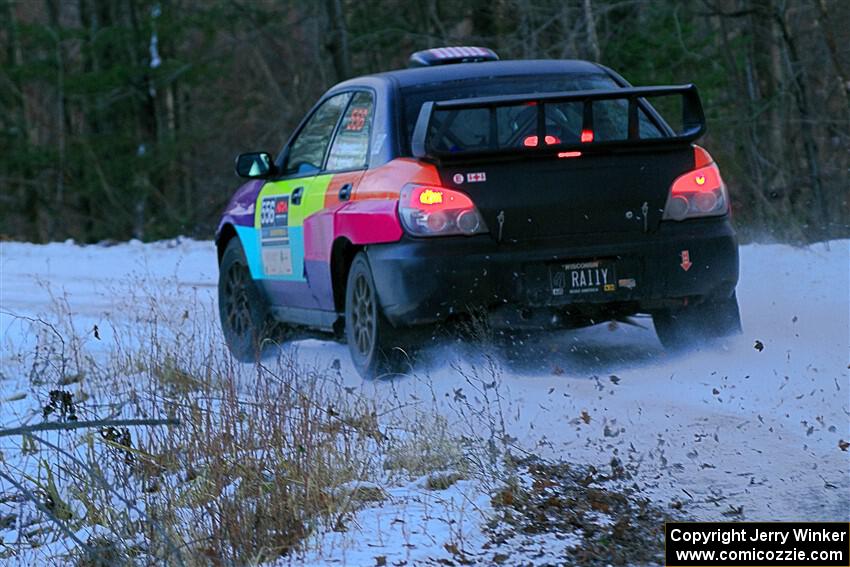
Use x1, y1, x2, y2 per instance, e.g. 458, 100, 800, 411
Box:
1, 237, 848, 564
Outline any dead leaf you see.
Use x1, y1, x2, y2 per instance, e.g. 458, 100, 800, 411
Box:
609, 375, 620, 385
712, 388, 720, 395
839, 440, 849, 451
580, 410, 591, 424
375, 556, 387, 567
553, 366, 564, 376
753, 340, 764, 352
492, 487, 514, 506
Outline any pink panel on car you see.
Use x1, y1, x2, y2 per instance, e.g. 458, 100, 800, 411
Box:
303, 208, 336, 262
335, 200, 403, 244
302, 200, 402, 262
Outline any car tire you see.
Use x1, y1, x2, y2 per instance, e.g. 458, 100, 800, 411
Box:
218, 237, 273, 362
653, 292, 742, 350
345, 252, 412, 378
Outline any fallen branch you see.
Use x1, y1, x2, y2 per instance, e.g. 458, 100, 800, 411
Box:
0, 469, 91, 553
25, 432, 187, 567
0, 418, 179, 438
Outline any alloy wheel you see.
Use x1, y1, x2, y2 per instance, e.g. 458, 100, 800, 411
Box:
351, 273, 375, 356
223, 261, 252, 338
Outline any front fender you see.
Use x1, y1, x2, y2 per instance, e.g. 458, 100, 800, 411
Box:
215, 179, 265, 241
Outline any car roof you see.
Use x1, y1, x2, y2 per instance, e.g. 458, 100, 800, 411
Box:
333, 59, 608, 91
320, 59, 621, 165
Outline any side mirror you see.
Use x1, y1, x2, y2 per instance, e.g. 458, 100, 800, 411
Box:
235, 151, 275, 179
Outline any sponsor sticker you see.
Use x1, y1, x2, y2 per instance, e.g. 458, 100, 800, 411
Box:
680, 249, 693, 271
345, 106, 369, 131
467, 172, 487, 183
260, 195, 293, 276
262, 246, 292, 276
453, 173, 464, 184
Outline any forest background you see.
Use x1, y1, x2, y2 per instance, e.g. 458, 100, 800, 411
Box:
2, 0, 847, 243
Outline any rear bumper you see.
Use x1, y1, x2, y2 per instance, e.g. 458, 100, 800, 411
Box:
367, 218, 739, 328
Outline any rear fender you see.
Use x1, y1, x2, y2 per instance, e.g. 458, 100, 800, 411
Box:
301, 199, 402, 312
303, 200, 402, 261
335, 200, 403, 246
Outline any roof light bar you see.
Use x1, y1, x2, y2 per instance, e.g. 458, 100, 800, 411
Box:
408, 46, 499, 68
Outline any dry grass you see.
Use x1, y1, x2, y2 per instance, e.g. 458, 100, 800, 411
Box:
383, 413, 465, 479
0, 282, 388, 565
0, 272, 670, 566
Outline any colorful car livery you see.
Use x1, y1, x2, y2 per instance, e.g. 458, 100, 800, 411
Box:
216, 47, 741, 378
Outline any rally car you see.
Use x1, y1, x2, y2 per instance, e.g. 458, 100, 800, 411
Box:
216, 46, 741, 378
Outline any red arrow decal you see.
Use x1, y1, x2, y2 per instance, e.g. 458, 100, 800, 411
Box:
680, 250, 692, 272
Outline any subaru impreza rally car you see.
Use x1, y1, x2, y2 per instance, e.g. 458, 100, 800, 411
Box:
216, 46, 741, 378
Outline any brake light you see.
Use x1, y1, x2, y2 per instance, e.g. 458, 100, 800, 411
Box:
663, 146, 729, 221
580, 129, 594, 143
399, 184, 488, 237
523, 135, 560, 147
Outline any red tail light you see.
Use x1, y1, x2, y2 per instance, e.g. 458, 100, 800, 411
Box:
663, 146, 729, 221
523, 135, 561, 147
399, 184, 488, 237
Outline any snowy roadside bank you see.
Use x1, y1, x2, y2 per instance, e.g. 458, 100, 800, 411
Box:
1, 238, 848, 564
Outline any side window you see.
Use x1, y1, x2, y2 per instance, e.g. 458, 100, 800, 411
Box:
325, 91, 374, 171
286, 93, 350, 175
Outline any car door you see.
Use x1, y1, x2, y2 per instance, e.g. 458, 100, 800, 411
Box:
254, 92, 351, 312
301, 90, 376, 310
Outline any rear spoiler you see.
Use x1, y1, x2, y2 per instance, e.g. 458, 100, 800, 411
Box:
411, 84, 706, 160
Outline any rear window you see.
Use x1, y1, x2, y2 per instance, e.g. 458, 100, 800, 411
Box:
400, 73, 666, 154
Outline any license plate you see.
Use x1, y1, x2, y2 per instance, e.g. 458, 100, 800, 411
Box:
550, 260, 617, 296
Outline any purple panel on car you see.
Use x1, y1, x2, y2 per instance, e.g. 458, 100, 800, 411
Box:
261, 279, 319, 310
305, 260, 336, 311
216, 180, 264, 236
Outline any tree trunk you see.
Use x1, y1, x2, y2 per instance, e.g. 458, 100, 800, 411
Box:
814, 0, 850, 104
583, 0, 601, 62
5, 2, 41, 241
45, 0, 68, 240
325, 0, 351, 81
774, 4, 829, 236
